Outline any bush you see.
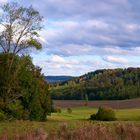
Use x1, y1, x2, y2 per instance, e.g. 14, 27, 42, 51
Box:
29, 97, 45, 121
57, 108, 61, 113
22, 110, 30, 120
0, 111, 6, 121
67, 108, 72, 114
7, 101, 24, 120
90, 107, 116, 121
51, 106, 58, 113
90, 114, 96, 120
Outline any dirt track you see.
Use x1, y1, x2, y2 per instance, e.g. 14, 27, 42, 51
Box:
54, 98, 140, 109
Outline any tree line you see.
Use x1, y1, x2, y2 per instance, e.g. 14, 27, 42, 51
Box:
51, 68, 140, 100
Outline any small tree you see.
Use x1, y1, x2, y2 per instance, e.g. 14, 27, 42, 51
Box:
57, 108, 61, 114
84, 94, 89, 106
67, 108, 72, 114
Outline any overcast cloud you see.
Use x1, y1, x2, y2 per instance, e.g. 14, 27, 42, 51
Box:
1, 0, 140, 76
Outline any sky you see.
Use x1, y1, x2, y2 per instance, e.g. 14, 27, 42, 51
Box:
1, 0, 140, 76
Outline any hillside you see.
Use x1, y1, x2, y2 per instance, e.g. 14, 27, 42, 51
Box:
45, 76, 74, 83
50, 68, 140, 100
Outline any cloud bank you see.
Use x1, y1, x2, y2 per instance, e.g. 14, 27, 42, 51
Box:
2, 0, 140, 75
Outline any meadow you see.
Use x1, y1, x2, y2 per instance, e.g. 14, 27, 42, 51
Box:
0, 106, 140, 139
50, 107, 140, 121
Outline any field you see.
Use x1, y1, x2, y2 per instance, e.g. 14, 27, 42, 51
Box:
49, 107, 140, 121
54, 98, 140, 109
0, 105, 140, 139
0, 99, 140, 140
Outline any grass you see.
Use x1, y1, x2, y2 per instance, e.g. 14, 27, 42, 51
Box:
49, 107, 140, 121
0, 107, 140, 137
116, 108, 140, 121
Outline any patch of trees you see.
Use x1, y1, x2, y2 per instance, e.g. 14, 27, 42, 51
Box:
51, 68, 140, 100
0, 54, 51, 121
0, 2, 52, 121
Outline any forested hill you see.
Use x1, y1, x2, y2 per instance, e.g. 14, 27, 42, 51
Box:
50, 68, 140, 100
45, 76, 74, 83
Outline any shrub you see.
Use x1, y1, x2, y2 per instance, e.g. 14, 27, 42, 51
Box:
90, 114, 96, 120
22, 110, 30, 120
29, 97, 45, 121
90, 107, 116, 121
57, 108, 61, 113
7, 101, 24, 120
67, 108, 72, 114
51, 106, 58, 113
0, 111, 6, 121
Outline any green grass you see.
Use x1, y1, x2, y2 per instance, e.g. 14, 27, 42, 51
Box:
0, 107, 140, 136
116, 108, 140, 121
49, 107, 140, 121
49, 107, 96, 121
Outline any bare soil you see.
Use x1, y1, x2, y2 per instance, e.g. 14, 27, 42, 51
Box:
54, 98, 140, 109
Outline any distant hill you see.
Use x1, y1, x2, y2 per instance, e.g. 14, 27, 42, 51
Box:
45, 76, 74, 83
50, 68, 140, 100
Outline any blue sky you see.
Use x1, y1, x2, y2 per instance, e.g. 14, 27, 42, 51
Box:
1, 0, 140, 76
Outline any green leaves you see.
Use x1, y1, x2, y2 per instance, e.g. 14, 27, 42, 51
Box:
0, 2, 43, 54
0, 53, 51, 121
27, 39, 42, 50
51, 68, 140, 100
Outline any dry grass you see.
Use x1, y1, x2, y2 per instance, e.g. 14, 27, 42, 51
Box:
48, 123, 140, 140
0, 122, 140, 140
0, 128, 47, 140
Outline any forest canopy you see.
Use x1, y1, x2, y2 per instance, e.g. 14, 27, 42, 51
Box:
51, 68, 140, 100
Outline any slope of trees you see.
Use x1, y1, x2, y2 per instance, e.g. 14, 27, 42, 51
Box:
45, 76, 74, 83
51, 68, 140, 100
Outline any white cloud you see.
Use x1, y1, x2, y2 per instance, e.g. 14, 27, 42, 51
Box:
125, 24, 140, 32
51, 55, 66, 63
33, 54, 105, 75
3, 0, 140, 76
103, 56, 128, 64
51, 20, 79, 29
85, 20, 109, 29
0, 0, 7, 4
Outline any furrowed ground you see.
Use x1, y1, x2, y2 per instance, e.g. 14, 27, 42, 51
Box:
54, 98, 140, 109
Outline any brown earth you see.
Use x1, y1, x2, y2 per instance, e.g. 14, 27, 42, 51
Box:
54, 98, 140, 109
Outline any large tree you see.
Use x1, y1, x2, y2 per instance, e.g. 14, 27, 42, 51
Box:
0, 2, 44, 100
0, 3, 52, 121
0, 2, 42, 54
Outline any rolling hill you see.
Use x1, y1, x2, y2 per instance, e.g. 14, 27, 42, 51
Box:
45, 76, 74, 83
50, 68, 140, 100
